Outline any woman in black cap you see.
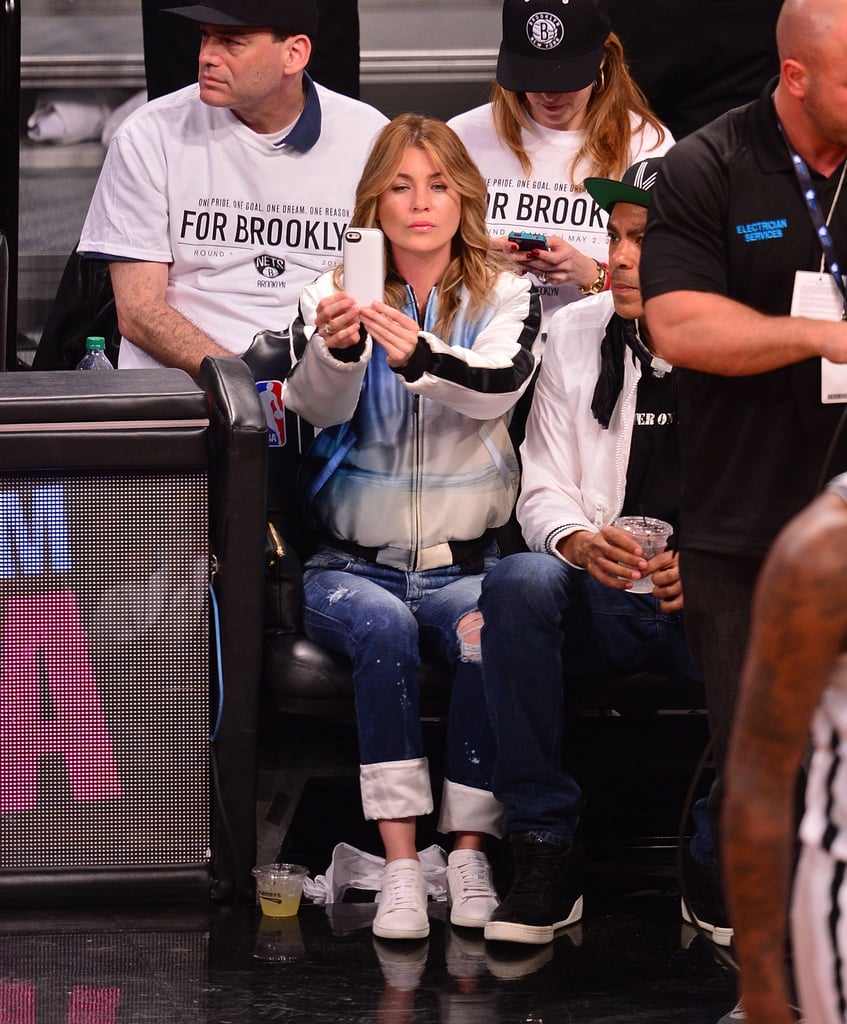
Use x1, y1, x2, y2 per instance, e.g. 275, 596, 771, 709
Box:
448, 0, 672, 345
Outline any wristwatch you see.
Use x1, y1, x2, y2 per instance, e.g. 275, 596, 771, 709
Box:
579, 259, 608, 295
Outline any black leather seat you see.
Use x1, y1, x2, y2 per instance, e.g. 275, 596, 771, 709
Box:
262, 587, 705, 722
265, 629, 453, 722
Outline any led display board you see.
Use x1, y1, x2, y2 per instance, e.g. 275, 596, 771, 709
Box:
0, 471, 209, 872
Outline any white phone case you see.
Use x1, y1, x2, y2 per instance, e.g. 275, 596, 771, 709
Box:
342, 228, 385, 307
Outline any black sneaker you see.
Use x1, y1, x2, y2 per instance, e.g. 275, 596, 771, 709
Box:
680, 845, 733, 947
483, 833, 584, 945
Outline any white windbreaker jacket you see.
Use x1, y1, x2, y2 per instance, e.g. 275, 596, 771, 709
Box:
284, 268, 540, 570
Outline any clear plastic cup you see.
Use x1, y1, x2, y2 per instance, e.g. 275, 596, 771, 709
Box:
614, 516, 673, 594
252, 863, 309, 918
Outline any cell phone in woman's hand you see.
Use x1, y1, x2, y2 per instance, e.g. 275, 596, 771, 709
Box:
507, 230, 549, 251
343, 228, 386, 307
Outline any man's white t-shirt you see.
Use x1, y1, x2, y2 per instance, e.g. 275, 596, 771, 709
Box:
79, 79, 388, 368
448, 104, 673, 333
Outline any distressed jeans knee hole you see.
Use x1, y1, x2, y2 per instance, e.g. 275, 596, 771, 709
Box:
457, 610, 483, 663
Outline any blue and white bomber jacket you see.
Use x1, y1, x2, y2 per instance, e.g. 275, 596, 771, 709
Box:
284, 268, 540, 571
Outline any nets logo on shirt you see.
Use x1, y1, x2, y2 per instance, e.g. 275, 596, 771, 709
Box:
255, 254, 286, 279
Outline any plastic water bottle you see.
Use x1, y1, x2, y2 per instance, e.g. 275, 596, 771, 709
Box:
76, 336, 114, 371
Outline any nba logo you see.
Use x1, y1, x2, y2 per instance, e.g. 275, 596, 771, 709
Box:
256, 380, 286, 447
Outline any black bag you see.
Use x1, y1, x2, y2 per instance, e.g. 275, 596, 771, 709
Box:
33, 246, 120, 370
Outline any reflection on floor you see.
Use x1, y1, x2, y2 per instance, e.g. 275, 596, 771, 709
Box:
1, 865, 739, 1024
2, 705, 728, 1023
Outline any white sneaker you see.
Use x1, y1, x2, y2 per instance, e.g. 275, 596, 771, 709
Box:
373, 859, 430, 940
447, 849, 499, 928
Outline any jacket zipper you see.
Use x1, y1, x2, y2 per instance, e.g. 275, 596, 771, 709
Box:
407, 283, 427, 567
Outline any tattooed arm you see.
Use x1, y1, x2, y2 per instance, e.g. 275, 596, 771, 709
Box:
723, 490, 847, 1024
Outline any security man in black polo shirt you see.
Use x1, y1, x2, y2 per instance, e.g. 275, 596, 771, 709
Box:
640, 2, 847, 1021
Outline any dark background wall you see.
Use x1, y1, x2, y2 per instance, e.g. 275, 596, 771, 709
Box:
609, 0, 782, 140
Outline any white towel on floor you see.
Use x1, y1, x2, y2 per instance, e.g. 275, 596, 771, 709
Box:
303, 842, 448, 904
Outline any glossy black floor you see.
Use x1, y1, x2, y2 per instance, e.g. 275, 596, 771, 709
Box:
1, 719, 740, 1024
0, 866, 738, 1024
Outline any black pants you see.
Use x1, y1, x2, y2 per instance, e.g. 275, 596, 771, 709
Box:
140, 0, 361, 100
679, 548, 763, 859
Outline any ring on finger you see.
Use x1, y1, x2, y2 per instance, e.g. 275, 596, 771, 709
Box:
324, 320, 334, 336
537, 271, 548, 284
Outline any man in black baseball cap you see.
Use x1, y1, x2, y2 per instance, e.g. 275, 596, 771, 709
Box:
581, 155, 674, 414
480, 153, 718, 951
164, 0, 319, 36
496, 0, 610, 93
142, 1, 360, 102
161, 0, 320, 123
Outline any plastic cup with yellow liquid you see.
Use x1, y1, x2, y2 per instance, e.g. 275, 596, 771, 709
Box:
252, 863, 309, 917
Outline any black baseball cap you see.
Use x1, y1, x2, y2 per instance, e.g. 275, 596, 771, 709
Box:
584, 157, 664, 213
164, 0, 318, 35
496, 0, 610, 94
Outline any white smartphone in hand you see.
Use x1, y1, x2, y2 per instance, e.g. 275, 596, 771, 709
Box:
342, 228, 385, 308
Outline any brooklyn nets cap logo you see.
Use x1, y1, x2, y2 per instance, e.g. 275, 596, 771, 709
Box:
526, 11, 565, 51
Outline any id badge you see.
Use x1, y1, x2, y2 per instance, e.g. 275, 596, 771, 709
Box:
790, 270, 847, 404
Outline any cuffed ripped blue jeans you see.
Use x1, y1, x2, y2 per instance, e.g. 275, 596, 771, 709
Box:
302, 545, 503, 836
479, 551, 701, 846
